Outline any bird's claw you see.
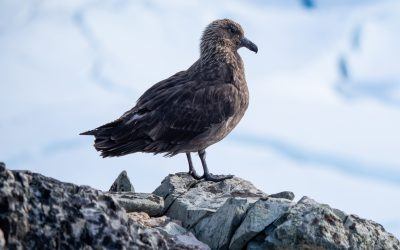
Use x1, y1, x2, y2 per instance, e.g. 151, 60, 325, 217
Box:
189, 170, 234, 182
203, 173, 234, 182
189, 170, 203, 180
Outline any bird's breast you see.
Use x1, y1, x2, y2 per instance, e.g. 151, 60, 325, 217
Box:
213, 83, 249, 145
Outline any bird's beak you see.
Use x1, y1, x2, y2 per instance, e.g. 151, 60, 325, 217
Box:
240, 37, 258, 53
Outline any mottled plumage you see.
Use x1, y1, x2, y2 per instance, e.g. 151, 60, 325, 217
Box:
81, 19, 258, 181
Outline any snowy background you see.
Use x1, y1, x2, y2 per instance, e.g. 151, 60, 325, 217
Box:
1, 0, 400, 237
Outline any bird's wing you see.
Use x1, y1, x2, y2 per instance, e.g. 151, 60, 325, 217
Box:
135, 70, 188, 109
119, 62, 240, 143
135, 81, 240, 145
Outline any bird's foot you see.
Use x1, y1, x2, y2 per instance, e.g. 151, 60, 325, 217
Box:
189, 170, 203, 180
203, 173, 234, 182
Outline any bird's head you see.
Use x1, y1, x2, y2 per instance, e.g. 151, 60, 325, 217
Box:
200, 19, 258, 57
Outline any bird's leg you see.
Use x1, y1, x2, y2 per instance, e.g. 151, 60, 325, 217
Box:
186, 153, 202, 180
198, 149, 233, 182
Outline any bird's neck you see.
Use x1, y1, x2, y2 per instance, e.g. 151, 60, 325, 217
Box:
200, 47, 244, 70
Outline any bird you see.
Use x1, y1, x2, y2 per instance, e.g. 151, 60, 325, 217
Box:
80, 19, 258, 182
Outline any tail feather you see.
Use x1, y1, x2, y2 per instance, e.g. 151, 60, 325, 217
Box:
100, 139, 150, 157
80, 119, 121, 136
79, 130, 96, 136
80, 118, 157, 157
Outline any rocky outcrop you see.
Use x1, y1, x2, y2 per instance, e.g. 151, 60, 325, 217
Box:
0, 163, 201, 249
152, 173, 400, 250
1, 163, 399, 250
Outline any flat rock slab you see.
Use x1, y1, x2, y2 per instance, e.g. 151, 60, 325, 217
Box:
268, 191, 295, 201
108, 192, 164, 217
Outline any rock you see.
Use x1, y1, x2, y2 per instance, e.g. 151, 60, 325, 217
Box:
344, 214, 399, 250
193, 197, 252, 250
153, 172, 200, 212
173, 233, 210, 250
109, 192, 164, 216
248, 196, 400, 249
0, 164, 200, 249
128, 212, 210, 250
229, 197, 294, 250
154, 173, 266, 228
268, 191, 295, 201
154, 173, 399, 250
109, 170, 135, 192
2, 164, 399, 250
128, 212, 185, 235
128, 212, 153, 227
159, 220, 189, 236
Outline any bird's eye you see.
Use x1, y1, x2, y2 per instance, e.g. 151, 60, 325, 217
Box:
228, 27, 237, 34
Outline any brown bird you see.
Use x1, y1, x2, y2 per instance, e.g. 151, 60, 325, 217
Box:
80, 19, 258, 182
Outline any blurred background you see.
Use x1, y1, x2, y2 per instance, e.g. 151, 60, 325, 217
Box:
1, 0, 400, 237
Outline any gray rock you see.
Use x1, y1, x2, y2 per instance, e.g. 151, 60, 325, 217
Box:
333, 208, 348, 221
0, 163, 198, 249
109, 192, 164, 216
159, 221, 188, 236
249, 196, 400, 250
154, 173, 265, 228
268, 191, 295, 201
344, 214, 399, 250
229, 198, 293, 250
193, 197, 252, 250
153, 173, 399, 250
173, 233, 211, 250
109, 170, 135, 192
128, 212, 210, 250
153, 172, 200, 212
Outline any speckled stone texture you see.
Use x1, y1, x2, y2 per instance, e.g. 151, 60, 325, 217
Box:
0, 163, 197, 249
